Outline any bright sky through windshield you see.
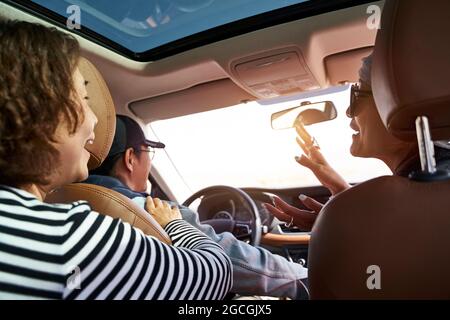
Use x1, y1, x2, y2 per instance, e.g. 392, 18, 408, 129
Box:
150, 86, 390, 195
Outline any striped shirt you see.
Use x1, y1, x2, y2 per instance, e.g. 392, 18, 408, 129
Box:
0, 185, 232, 300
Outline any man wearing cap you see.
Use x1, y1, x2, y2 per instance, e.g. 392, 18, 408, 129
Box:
88, 115, 166, 196
86, 115, 309, 300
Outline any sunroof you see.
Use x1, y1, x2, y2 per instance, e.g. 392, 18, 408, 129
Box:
30, 0, 308, 54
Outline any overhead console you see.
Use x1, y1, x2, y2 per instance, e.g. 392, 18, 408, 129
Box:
229, 46, 320, 99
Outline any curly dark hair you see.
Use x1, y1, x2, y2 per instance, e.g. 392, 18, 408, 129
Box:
0, 20, 82, 187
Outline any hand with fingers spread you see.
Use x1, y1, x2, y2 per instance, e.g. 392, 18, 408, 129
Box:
295, 122, 350, 195
145, 197, 182, 228
263, 194, 324, 231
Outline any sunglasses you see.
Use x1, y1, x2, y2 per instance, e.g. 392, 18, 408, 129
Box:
346, 83, 372, 118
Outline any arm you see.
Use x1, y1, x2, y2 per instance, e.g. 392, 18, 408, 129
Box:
178, 204, 309, 300
262, 123, 351, 230
129, 197, 308, 299
61, 201, 232, 300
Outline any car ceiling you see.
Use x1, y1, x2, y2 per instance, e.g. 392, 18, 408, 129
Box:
0, 0, 383, 123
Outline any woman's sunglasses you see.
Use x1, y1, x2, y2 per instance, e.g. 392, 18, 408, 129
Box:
346, 83, 372, 117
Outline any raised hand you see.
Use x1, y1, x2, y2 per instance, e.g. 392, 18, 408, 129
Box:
295, 122, 350, 195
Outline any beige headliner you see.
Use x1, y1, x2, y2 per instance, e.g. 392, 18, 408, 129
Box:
0, 1, 383, 121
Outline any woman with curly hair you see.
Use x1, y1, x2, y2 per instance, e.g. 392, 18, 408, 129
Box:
0, 20, 232, 300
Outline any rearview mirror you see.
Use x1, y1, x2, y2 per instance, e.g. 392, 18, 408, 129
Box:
271, 101, 337, 130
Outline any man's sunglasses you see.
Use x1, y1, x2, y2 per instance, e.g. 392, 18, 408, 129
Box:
346, 83, 372, 118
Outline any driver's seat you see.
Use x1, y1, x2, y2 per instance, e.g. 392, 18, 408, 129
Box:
45, 57, 171, 244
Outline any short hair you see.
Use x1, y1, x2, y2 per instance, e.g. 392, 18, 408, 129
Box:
0, 20, 82, 187
358, 54, 373, 91
90, 153, 123, 177
90, 147, 143, 177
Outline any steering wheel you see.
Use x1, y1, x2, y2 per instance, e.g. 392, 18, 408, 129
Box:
182, 185, 262, 246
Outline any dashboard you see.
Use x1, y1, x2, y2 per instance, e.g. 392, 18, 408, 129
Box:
186, 186, 310, 269
196, 190, 275, 228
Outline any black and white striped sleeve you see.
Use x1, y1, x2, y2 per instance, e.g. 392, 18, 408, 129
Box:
61, 202, 233, 300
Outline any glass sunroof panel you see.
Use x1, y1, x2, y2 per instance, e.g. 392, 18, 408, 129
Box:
31, 0, 309, 53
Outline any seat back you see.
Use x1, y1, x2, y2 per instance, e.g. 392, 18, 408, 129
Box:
309, 176, 450, 298
45, 57, 171, 244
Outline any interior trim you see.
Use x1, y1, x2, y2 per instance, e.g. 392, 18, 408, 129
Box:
261, 233, 310, 246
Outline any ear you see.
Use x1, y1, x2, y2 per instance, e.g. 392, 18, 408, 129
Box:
123, 148, 135, 172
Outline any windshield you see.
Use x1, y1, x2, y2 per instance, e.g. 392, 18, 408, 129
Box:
150, 85, 390, 196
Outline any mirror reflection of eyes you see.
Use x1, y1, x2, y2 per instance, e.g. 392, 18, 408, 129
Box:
271, 101, 337, 130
